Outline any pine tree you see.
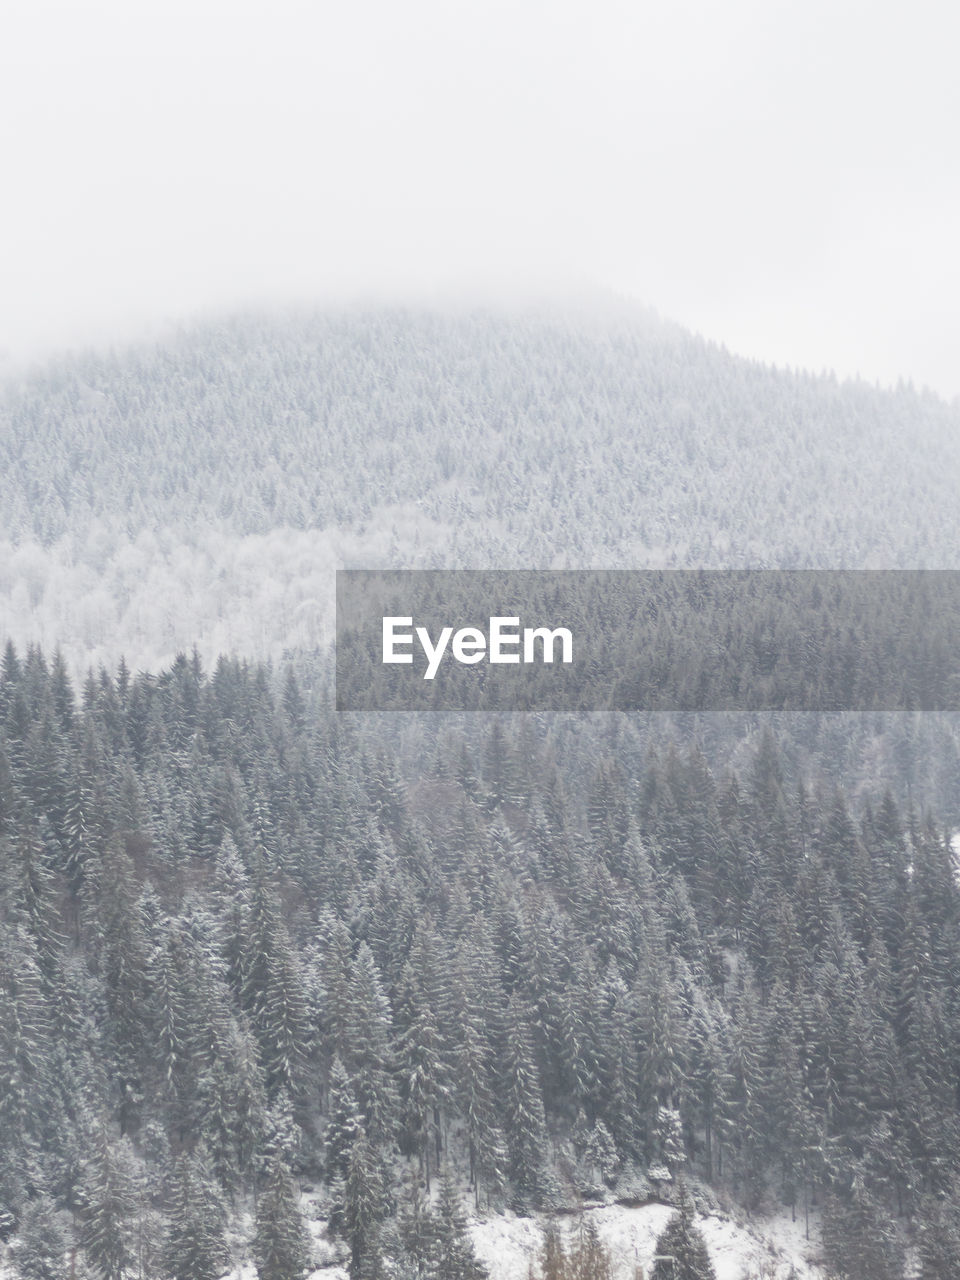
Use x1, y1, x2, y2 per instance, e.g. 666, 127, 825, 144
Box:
501, 996, 551, 1209
211, 833, 251, 998
325, 1057, 365, 1183
97, 843, 151, 1136
432, 1168, 487, 1280
10, 1195, 68, 1280
687, 1004, 735, 1182
397, 1172, 438, 1280
151, 920, 193, 1121
316, 911, 355, 1070
650, 1184, 715, 1280
451, 929, 508, 1204
194, 1015, 267, 1186
15, 824, 65, 974
397, 963, 448, 1187
242, 872, 312, 1098
568, 1217, 611, 1280
337, 1135, 390, 1280
346, 944, 400, 1149
821, 1178, 904, 1280
593, 960, 641, 1156
917, 1187, 960, 1280
582, 1120, 619, 1189
162, 1149, 230, 1280
77, 1135, 140, 1280
0, 923, 50, 1185
456, 1016, 507, 1206
252, 1156, 311, 1280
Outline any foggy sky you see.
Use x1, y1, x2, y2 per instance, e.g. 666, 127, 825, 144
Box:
2, 0, 959, 400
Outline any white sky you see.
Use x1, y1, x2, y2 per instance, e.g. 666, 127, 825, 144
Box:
1, 0, 959, 399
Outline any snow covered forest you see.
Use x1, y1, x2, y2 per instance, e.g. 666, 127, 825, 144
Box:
1, 305, 960, 673
2, 650, 960, 1278
3, 304, 960, 1280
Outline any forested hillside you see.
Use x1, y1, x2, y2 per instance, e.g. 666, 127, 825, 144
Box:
4, 306, 960, 1279
1, 305, 959, 672
2, 646, 960, 1278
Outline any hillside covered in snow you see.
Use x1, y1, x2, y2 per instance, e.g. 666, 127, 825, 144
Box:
1, 649, 957, 1278
2, 305, 960, 676
3, 307, 960, 1279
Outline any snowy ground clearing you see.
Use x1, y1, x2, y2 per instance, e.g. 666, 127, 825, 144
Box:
0, 1186, 825, 1280
470, 1200, 826, 1280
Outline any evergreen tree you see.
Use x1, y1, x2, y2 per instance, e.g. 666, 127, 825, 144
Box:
77, 1135, 140, 1280
10, 1195, 68, 1280
582, 1120, 619, 1189
821, 1178, 904, 1280
917, 1188, 960, 1280
397, 1172, 438, 1280
325, 1057, 365, 1183
501, 996, 551, 1209
650, 1184, 715, 1280
4, 645, 960, 1280
162, 1149, 230, 1280
347, 944, 400, 1149
431, 1168, 487, 1280
337, 1135, 390, 1280
242, 872, 312, 1098
252, 1156, 311, 1280
396, 955, 451, 1186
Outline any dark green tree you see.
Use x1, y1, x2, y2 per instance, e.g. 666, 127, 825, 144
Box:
162, 1149, 230, 1280
252, 1156, 311, 1280
10, 1195, 68, 1280
650, 1184, 715, 1280
432, 1168, 487, 1280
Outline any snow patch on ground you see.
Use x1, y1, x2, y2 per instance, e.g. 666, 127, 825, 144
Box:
0, 1193, 823, 1280
220, 1194, 350, 1280
215, 1192, 826, 1280
470, 1200, 825, 1280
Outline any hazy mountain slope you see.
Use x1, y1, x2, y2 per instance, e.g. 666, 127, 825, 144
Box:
4, 308, 958, 1278
1, 304, 959, 672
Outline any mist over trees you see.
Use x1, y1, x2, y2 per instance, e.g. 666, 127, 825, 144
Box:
3, 305, 960, 1279
1, 305, 960, 674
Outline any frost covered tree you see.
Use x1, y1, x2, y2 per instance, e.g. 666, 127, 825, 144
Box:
431, 1168, 487, 1280
650, 1184, 715, 1280
347, 944, 400, 1149
397, 1173, 437, 1279
242, 873, 312, 1099
917, 1188, 960, 1280
4, 645, 960, 1272
162, 1149, 230, 1280
501, 996, 551, 1209
334, 1134, 390, 1280
252, 1156, 311, 1280
76, 1135, 140, 1280
10, 1195, 68, 1280
821, 1180, 904, 1280
582, 1119, 619, 1189
324, 1057, 364, 1183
